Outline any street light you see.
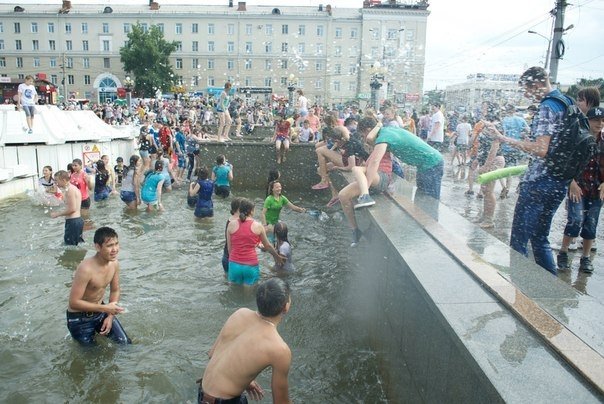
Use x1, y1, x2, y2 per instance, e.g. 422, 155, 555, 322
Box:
123, 76, 134, 114
369, 62, 387, 111
528, 30, 552, 70
287, 73, 297, 115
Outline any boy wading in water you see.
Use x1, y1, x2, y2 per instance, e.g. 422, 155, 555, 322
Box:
66, 227, 131, 345
198, 278, 292, 403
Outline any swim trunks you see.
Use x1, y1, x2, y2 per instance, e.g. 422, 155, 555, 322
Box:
227, 262, 259, 285
197, 385, 248, 404
81, 197, 91, 209
64, 217, 84, 245
66, 310, 131, 345
214, 185, 230, 198
120, 190, 137, 204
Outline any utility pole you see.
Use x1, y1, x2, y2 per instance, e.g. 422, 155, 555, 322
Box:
548, 0, 568, 85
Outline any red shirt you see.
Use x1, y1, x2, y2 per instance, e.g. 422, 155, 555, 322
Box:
229, 219, 260, 266
70, 171, 89, 200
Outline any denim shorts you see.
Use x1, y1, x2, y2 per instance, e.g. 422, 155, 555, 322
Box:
369, 171, 391, 194
120, 190, 137, 204
66, 310, 131, 345
23, 105, 35, 117
564, 197, 603, 240
139, 150, 150, 159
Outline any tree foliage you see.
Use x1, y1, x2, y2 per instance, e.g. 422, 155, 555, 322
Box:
120, 23, 178, 97
565, 78, 604, 102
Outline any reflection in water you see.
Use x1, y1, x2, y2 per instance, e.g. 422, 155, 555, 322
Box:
56, 248, 88, 271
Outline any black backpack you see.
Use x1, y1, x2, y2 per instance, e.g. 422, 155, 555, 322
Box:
543, 94, 596, 180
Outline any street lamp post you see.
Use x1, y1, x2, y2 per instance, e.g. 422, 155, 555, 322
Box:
123, 76, 134, 114
369, 62, 386, 111
527, 30, 552, 70
287, 73, 296, 115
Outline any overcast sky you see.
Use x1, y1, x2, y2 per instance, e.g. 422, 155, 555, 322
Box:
7, 0, 602, 89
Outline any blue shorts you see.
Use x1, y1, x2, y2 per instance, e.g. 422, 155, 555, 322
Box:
194, 207, 214, 218
66, 310, 131, 345
120, 190, 137, 204
94, 187, 111, 202
228, 261, 260, 285
139, 150, 150, 159
178, 155, 186, 168
214, 185, 230, 198
64, 217, 84, 246
23, 105, 35, 117
299, 108, 308, 117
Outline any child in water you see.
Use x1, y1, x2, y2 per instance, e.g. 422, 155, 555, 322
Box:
273, 222, 293, 272
189, 166, 214, 218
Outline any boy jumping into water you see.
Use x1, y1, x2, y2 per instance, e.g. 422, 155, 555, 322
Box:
66, 227, 131, 345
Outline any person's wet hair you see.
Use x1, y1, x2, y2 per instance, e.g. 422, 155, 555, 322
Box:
54, 170, 70, 181
124, 155, 139, 177
358, 117, 378, 134
96, 160, 107, 174
268, 180, 280, 195
238, 198, 254, 222
274, 222, 289, 244
519, 66, 548, 87
154, 160, 164, 171
43, 165, 53, 173
72, 158, 83, 166
198, 166, 209, 180
577, 87, 601, 110
216, 154, 225, 165
230, 197, 243, 215
93, 226, 118, 246
256, 278, 290, 317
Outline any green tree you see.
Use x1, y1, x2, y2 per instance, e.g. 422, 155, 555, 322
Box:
565, 78, 604, 101
120, 23, 178, 97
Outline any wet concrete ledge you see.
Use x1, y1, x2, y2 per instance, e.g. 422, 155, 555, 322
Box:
347, 177, 603, 402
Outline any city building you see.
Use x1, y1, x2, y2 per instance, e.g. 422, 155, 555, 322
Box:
0, 0, 429, 107
445, 73, 527, 114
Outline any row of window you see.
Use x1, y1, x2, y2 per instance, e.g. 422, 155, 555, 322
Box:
0, 21, 365, 39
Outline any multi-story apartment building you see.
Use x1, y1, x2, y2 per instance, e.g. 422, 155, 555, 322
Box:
0, 0, 429, 107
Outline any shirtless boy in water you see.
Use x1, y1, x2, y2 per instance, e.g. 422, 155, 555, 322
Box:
198, 278, 292, 404
50, 170, 83, 245
66, 227, 131, 345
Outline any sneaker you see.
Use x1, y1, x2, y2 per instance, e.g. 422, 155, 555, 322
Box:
579, 256, 594, 273
465, 190, 474, 196
500, 187, 509, 199
311, 181, 329, 190
568, 239, 579, 251
350, 228, 362, 247
557, 251, 570, 271
479, 221, 494, 229
28, 129, 33, 134
354, 194, 375, 209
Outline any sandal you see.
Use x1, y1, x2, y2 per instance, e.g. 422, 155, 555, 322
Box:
311, 181, 329, 190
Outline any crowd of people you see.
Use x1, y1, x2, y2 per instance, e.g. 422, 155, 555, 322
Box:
35, 66, 603, 403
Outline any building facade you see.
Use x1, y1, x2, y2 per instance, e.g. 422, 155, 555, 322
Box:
445, 73, 527, 114
0, 1, 429, 107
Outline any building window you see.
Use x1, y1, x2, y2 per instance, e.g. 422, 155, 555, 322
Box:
31, 22, 38, 33
66, 57, 73, 68
265, 42, 272, 53
16, 57, 23, 68
83, 57, 90, 68
14, 22, 21, 34
141, 23, 148, 33
265, 59, 272, 70
371, 29, 380, 40
0, 23, 4, 33
281, 24, 288, 34
349, 81, 357, 92
348, 64, 357, 75
65, 23, 71, 34
84, 75, 91, 85
176, 58, 183, 69
315, 79, 323, 89
0, 40, 3, 50
33, 57, 40, 67
298, 25, 305, 35
350, 28, 358, 39
227, 60, 234, 70
208, 24, 215, 35
123, 23, 130, 34
81, 23, 88, 34
245, 59, 252, 70
227, 24, 235, 35
32, 40, 39, 51
68, 75, 74, 85
102, 40, 110, 52
281, 42, 288, 52
207, 59, 214, 70
48, 22, 54, 33
207, 77, 215, 86
298, 79, 304, 88
245, 42, 252, 53
66, 40, 73, 51
245, 24, 252, 35
387, 29, 398, 40
51, 75, 57, 85
50, 57, 57, 68
316, 43, 323, 55
298, 43, 305, 54
265, 24, 273, 35
349, 45, 358, 57
317, 25, 324, 37
333, 81, 340, 92
175, 41, 182, 52
192, 23, 198, 33
208, 41, 215, 52
315, 61, 323, 71
334, 64, 341, 74
227, 42, 234, 53
99, 23, 107, 34
280, 59, 288, 69
192, 41, 198, 52
15, 40, 22, 50
406, 30, 414, 40
335, 27, 342, 38
192, 58, 199, 69
192, 76, 199, 86
0, 57, 6, 68
83, 40, 89, 51
264, 77, 272, 87
175, 23, 182, 35
49, 40, 56, 51
104, 58, 110, 69
334, 46, 342, 57
371, 47, 379, 58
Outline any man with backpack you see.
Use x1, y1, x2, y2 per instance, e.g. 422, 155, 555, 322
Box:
485, 66, 593, 275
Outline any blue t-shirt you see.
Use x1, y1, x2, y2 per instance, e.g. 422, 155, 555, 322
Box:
141, 172, 164, 203
196, 179, 214, 210
149, 127, 160, 147
175, 131, 186, 155
213, 164, 232, 187
501, 115, 528, 153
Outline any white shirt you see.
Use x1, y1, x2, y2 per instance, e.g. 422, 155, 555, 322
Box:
18, 83, 37, 106
455, 122, 472, 145
429, 110, 445, 142
298, 95, 308, 111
